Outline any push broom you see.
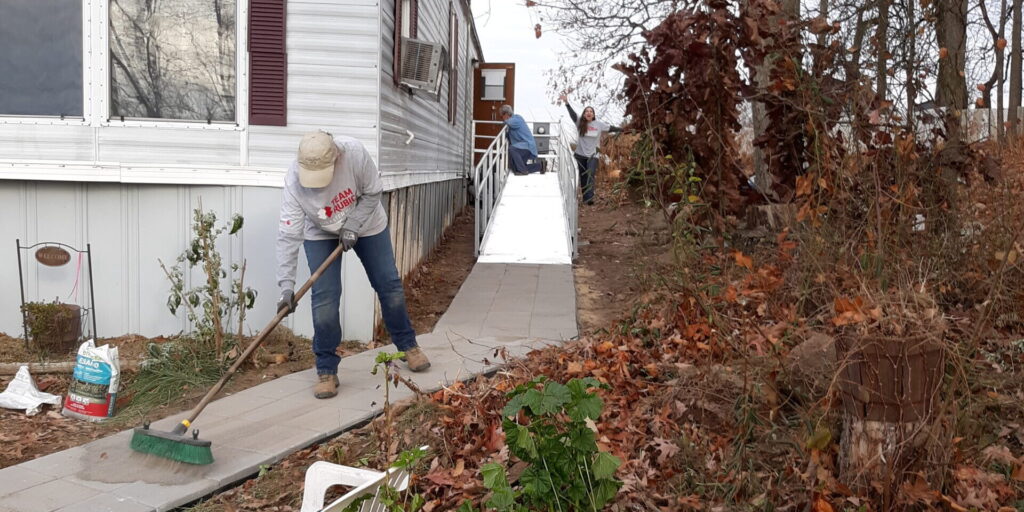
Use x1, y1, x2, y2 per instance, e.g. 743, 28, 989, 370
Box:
130, 244, 345, 465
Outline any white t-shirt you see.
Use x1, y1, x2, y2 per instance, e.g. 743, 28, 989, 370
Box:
575, 120, 610, 158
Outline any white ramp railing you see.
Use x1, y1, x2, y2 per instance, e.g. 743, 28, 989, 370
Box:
472, 123, 510, 255
553, 128, 578, 259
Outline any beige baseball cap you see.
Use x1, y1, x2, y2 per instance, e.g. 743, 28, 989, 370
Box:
297, 131, 338, 188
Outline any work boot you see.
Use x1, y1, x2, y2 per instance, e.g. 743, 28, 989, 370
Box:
314, 374, 339, 399
404, 347, 431, 372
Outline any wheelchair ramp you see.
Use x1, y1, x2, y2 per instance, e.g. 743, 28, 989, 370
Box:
477, 172, 572, 265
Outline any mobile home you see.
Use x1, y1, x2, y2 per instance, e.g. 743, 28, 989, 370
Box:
0, 0, 484, 341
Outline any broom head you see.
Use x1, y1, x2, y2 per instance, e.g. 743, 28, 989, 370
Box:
130, 421, 214, 465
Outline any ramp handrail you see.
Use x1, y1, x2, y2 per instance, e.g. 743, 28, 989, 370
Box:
473, 123, 510, 255
554, 127, 578, 259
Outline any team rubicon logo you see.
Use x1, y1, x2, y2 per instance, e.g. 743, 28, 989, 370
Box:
318, 188, 356, 220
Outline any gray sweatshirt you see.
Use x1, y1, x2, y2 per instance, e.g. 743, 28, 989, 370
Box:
565, 102, 621, 158
276, 135, 388, 293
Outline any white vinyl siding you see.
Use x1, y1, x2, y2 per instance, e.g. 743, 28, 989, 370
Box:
379, 0, 477, 190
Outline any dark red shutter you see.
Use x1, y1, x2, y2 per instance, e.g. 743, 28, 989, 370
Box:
249, 0, 287, 126
409, 0, 419, 38
393, 0, 403, 85
448, 6, 458, 123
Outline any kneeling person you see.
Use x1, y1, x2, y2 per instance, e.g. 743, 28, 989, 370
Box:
275, 131, 430, 399
499, 105, 541, 175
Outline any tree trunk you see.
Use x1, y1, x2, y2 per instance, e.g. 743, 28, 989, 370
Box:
876, 0, 890, 102
905, 0, 917, 127
845, 9, 872, 85
1010, 0, 1023, 138
998, 0, 1008, 141
748, 0, 800, 200
981, 0, 1008, 141
935, 0, 968, 143
841, 419, 922, 506
816, 0, 829, 49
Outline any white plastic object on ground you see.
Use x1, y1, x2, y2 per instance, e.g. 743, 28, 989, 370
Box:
0, 366, 62, 416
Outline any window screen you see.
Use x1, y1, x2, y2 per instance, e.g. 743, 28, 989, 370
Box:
0, 0, 84, 117
109, 0, 237, 122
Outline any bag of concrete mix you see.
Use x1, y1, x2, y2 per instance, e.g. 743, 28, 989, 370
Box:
62, 340, 120, 421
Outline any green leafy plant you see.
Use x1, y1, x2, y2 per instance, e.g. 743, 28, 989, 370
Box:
21, 299, 81, 355
476, 376, 623, 511
342, 431, 429, 512
158, 203, 255, 359
128, 203, 255, 418
334, 355, 435, 511
372, 351, 407, 461
336, 356, 432, 511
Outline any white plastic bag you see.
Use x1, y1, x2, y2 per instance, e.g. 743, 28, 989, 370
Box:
0, 366, 62, 416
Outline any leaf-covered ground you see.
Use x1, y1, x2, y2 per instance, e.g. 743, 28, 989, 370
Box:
186, 151, 1024, 511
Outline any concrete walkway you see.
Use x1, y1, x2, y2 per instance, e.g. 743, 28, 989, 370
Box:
0, 176, 577, 511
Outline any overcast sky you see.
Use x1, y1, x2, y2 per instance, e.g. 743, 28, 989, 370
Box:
469, 0, 568, 124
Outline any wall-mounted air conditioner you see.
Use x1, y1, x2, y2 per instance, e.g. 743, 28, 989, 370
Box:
400, 37, 443, 93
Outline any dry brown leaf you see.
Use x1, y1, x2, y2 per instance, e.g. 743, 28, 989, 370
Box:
651, 437, 680, 465
982, 444, 1019, 465
734, 251, 753, 270
812, 497, 834, 512
900, 477, 939, 504
424, 469, 456, 487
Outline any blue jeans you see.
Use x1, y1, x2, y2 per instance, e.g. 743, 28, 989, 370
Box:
575, 154, 597, 202
509, 147, 541, 174
303, 227, 417, 375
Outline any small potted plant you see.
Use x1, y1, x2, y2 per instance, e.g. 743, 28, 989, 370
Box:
22, 298, 82, 355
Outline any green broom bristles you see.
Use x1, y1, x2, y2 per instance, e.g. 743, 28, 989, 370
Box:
130, 426, 215, 465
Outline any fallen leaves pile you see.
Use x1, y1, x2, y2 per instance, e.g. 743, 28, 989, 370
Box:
190, 226, 1024, 511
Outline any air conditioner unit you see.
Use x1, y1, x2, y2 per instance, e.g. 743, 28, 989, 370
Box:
400, 37, 443, 93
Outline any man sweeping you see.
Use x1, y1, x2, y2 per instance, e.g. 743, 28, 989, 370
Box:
275, 130, 430, 399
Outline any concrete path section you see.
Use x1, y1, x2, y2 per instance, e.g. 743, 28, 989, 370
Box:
434, 263, 577, 341
0, 263, 577, 512
478, 172, 572, 265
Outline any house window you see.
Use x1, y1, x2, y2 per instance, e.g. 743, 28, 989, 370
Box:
481, 69, 506, 101
0, 0, 84, 117
401, 0, 413, 38
109, 0, 237, 122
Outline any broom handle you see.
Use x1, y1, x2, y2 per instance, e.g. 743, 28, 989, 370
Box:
177, 244, 346, 431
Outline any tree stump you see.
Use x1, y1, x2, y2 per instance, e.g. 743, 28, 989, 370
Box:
836, 333, 946, 500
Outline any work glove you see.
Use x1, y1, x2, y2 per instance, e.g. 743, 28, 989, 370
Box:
276, 290, 295, 316
339, 229, 359, 251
